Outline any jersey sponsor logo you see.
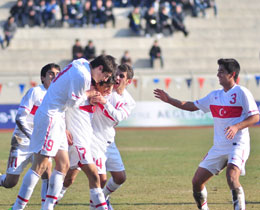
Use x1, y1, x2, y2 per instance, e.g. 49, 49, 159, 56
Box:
210, 105, 243, 118
30, 105, 39, 115
79, 105, 96, 113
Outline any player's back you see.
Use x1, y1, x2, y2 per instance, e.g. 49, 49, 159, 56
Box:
38, 59, 91, 117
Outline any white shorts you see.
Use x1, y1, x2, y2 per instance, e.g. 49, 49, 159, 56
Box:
92, 140, 125, 174
199, 143, 250, 176
69, 144, 94, 169
29, 111, 68, 157
6, 145, 33, 175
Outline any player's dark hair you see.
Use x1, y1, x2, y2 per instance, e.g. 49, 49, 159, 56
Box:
90, 55, 117, 74
118, 63, 134, 80
40, 63, 61, 84
99, 76, 116, 86
217, 58, 240, 81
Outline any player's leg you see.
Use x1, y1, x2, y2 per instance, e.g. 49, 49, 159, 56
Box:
103, 171, 126, 200
43, 149, 70, 210
99, 174, 107, 189
12, 153, 50, 209
1, 144, 33, 188
192, 167, 213, 210
0, 174, 20, 188
226, 163, 245, 210
227, 144, 249, 210
56, 168, 80, 203
40, 159, 52, 208
81, 163, 108, 210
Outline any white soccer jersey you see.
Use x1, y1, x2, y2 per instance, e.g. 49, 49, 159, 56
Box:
65, 99, 95, 147
38, 58, 91, 117
195, 84, 259, 146
92, 89, 136, 146
13, 84, 47, 146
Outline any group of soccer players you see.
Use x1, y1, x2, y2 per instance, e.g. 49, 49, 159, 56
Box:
1, 57, 259, 210
0, 55, 135, 210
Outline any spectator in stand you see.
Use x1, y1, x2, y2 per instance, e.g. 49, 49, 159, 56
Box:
128, 7, 142, 35
159, 6, 173, 36
10, 0, 26, 27
3, 16, 17, 48
205, 0, 217, 16
171, 3, 189, 37
72, 38, 83, 60
149, 40, 163, 68
34, 0, 47, 27
66, 0, 84, 27
0, 35, 4, 49
144, 6, 161, 38
42, 0, 60, 27
120, 50, 132, 66
83, 0, 93, 27
92, 0, 106, 27
105, 0, 115, 28
24, 0, 41, 27
84, 40, 96, 60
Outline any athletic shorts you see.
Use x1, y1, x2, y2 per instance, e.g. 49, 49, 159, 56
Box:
199, 143, 250, 176
29, 111, 68, 157
6, 145, 33, 175
69, 144, 94, 169
92, 140, 125, 174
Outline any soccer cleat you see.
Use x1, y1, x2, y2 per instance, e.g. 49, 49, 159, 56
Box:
106, 197, 114, 210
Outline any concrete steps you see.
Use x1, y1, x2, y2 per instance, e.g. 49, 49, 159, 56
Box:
1, 0, 260, 102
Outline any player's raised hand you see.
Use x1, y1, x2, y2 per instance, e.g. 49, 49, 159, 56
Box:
91, 95, 107, 105
153, 89, 170, 103
86, 89, 100, 98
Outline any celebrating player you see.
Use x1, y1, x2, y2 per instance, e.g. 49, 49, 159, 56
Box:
0, 63, 60, 208
154, 58, 259, 210
10, 55, 117, 210
57, 76, 116, 209
91, 63, 135, 210
57, 64, 135, 210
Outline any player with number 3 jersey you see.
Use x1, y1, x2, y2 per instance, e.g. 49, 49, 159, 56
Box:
154, 58, 259, 210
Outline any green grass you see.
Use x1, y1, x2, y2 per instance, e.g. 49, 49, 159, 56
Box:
0, 127, 260, 210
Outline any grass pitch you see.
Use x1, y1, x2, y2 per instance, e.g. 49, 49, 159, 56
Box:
0, 127, 260, 210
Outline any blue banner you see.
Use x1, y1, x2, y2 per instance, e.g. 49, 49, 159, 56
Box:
0, 105, 18, 129
0, 102, 259, 129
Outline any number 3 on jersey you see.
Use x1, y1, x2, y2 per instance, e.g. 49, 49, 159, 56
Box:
230, 93, 237, 104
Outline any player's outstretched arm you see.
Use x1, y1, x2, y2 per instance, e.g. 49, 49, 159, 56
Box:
153, 88, 199, 111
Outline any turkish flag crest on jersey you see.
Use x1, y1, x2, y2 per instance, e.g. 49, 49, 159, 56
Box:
210, 105, 243, 118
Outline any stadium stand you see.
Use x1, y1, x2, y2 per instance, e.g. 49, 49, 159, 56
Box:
0, 0, 260, 103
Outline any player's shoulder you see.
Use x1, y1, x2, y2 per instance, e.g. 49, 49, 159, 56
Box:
122, 89, 136, 105
71, 59, 91, 80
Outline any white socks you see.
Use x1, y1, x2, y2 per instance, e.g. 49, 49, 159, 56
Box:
193, 187, 209, 210
12, 168, 40, 210
232, 186, 245, 210
90, 188, 108, 210
43, 169, 65, 210
56, 186, 68, 204
41, 179, 49, 208
103, 178, 121, 200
